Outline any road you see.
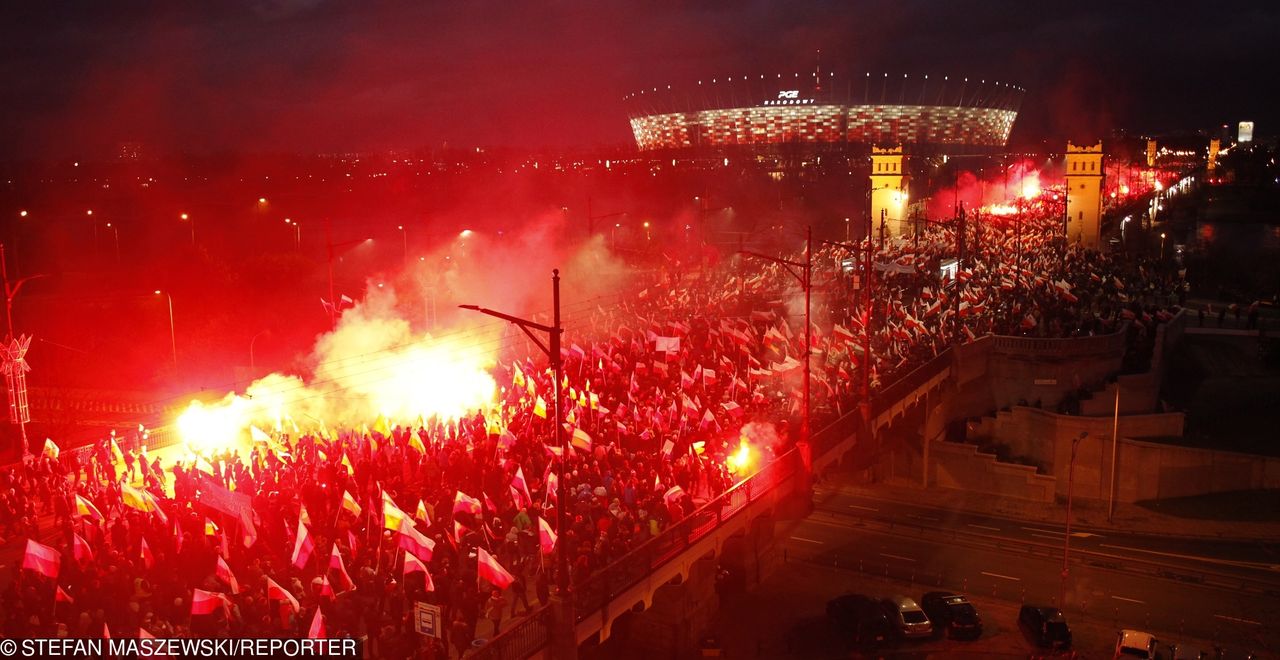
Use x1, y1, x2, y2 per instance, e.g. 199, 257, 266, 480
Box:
815, 484, 1280, 582
779, 487, 1280, 651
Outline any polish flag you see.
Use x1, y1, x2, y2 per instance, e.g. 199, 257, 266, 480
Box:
403, 550, 436, 592
308, 607, 326, 639
398, 519, 435, 562
291, 518, 315, 569
453, 491, 482, 517
191, 589, 230, 616
73, 533, 94, 564
239, 509, 258, 549
511, 467, 531, 507
266, 576, 301, 613
56, 585, 74, 603
538, 517, 557, 555
22, 539, 61, 578
329, 545, 354, 593
215, 555, 240, 594
477, 547, 514, 590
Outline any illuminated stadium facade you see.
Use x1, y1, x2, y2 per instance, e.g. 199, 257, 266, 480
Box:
625, 72, 1023, 154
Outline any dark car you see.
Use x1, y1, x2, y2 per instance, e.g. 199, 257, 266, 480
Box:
1018, 605, 1072, 649
920, 591, 983, 640
827, 594, 894, 648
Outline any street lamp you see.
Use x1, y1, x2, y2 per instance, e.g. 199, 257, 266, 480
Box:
460, 270, 574, 657
1060, 431, 1088, 609
740, 228, 812, 442
1160, 232, 1167, 259
643, 221, 651, 241
845, 217, 851, 242
398, 225, 407, 264
285, 219, 301, 250
180, 213, 194, 247
154, 290, 177, 368
105, 222, 120, 264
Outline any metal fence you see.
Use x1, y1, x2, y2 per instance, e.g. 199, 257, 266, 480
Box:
468, 604, 553, 660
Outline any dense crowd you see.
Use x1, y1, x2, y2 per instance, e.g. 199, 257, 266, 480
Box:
0, 190, 1184, 657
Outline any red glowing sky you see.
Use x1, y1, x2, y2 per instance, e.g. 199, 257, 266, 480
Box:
0, 2, 1275, 159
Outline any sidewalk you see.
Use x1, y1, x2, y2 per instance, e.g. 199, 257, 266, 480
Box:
830, 477, 1280, 543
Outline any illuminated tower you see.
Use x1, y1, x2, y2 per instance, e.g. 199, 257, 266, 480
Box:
1146, 140, 1157, 167
869, 146, 908, 239
1064, 141, 1104, 248
1208, 139, 1221, 171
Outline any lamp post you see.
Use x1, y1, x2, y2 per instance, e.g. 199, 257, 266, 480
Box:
1160, 232, 1167, 260
741, 227, 812, 442
154, 290, 177, 368
845, 217, 851, 242
1060, 431, 1088, 609
398, 225, 407, 265
106, 223, 120, 264
285, 219, 301, 251
249, 329, 272, 370
180, 213, 194, 247
459, 270, 572, 657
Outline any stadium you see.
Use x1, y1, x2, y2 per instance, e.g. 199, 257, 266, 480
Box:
624, 71, 1024, 154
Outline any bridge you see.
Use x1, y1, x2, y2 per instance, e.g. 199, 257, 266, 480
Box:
470, 340, 995, 659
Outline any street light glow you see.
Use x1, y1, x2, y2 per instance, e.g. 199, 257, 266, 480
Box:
19, 210, 27, 217
258, 197, 267, 204
460, 229, 473, 237
180, 213, 189, 220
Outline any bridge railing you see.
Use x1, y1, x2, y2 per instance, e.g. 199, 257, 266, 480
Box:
571, 446, 799, 622
469, 603, 553, 660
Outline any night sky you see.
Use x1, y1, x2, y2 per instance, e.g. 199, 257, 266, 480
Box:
2, 1, 1276, 159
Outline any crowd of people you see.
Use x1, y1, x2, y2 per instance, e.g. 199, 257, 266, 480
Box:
0, 187, 1185, 658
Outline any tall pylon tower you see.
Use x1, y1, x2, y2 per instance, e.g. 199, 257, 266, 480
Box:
1065, 141, 1104, 248
869, 146, 908, 240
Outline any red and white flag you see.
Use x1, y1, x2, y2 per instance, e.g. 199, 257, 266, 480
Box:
140, 538, 154, 569
56, 585, 74, 603
477, 547, 514, 590
73, 533, 94, 564
266, 576, 300, 613
191, 589, 230, 616
403, 550, 436, 591
22, 539, 60, 578
398, 519, 435, 562
307, 607, 326, 639
329, 545, 354, 593
291, 518, 315, 569
239, 509, 258, 549
538, 517, 557, 555
215, 555, 240, 594
453, 490, 482, 517
511, 467, 531, 507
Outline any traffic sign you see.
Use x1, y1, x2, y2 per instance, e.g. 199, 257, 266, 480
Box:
414, 601, 441, 638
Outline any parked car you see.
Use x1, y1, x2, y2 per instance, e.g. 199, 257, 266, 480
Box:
826, 594, 893, 647
919, 591, 982, 640
1018, 605, 1072, 649
881, 595, 932, 639
1115, 629, 1158, 658
1165, 641, 1206, 659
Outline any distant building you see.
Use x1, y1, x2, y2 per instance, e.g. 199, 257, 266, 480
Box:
624, 72, 1023, 155
1238, 121, 1254, 143
117, 142, 144, 161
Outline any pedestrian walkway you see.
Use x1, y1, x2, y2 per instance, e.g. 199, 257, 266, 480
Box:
832, 477, 1280, 543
